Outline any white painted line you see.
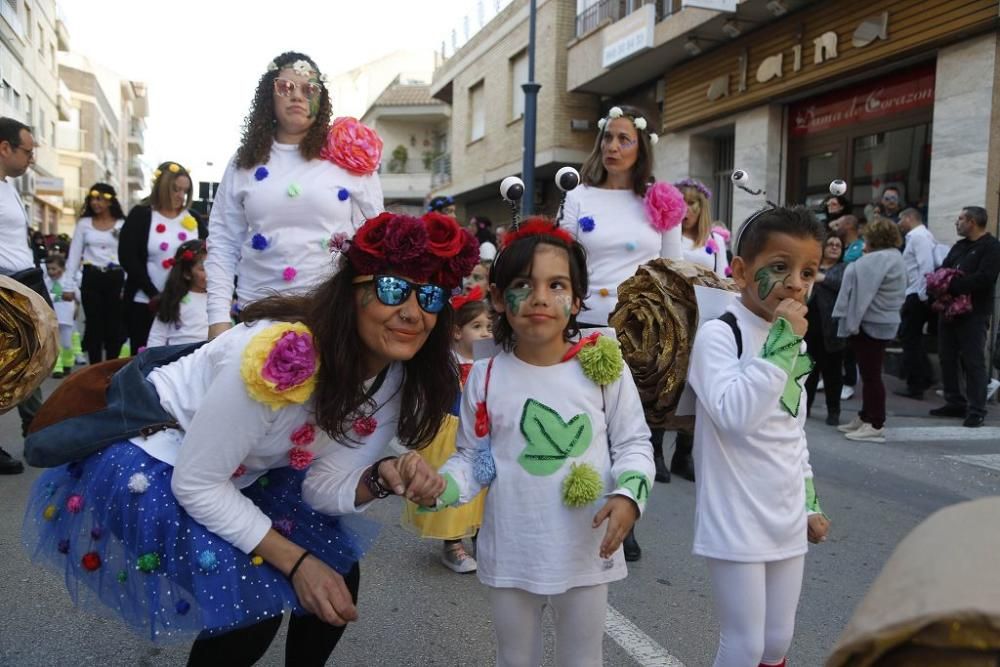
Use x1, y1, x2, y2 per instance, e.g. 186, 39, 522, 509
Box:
946, 454, 1000, 473
887, 426, 1000, 442
605, 605, 686, 667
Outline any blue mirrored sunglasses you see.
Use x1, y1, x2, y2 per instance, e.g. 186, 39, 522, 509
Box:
364, 275, 447, 314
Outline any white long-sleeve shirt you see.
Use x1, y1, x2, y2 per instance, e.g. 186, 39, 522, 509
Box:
681, 230, 730, 278
902, 224, 937, 301
131, 319, 403, 553
0, 178, 33, 273
205, 142, 384, 325
62, 217, 125, 293
688, 299, 814, 562
562, 184, 682, 326
440, 349, 654, 594
146, 291, 209, 347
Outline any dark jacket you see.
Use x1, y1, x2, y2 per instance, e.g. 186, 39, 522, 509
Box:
118, 205, 207, 304
943, 232, 1000, 317
807, 261, 847, 351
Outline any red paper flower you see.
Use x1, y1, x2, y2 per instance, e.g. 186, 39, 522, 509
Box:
320, 117, 383, 175
162, 258, 175, 269
351, 212, 393, 260
422, 212, 467, 258
81, 552, 102, 571
290, 423, 316, 447
352, 416, 378, 437
289, 447, 315, 470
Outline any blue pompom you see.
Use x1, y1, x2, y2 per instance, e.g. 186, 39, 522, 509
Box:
337, 188, 350, 201
625, 241, 637, 251
175, 599, 191, 615
251, 233, 268, 251
473, 448, 496, 485
254, 167, 269, 181
197, 549, 219, 572
579, 216, 596, 233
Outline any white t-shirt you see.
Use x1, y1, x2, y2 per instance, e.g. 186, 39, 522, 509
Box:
440, 348, 655, 595
62, 217, 125, 292
688, 299, 814, 562
137, 210, 196, 304
146, 291, 209, 347
0, 178, 34, 273
43, 273, 76, 326
132, 319, 404, 553
561, 184, 682, 326
681, 231, 730, 278
205, 141, 384, 324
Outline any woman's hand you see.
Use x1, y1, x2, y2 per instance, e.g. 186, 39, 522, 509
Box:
289, 554, 358, 626
62, 291, 76, 301
593, 495, 640, 559
808, 514, 830, 544
208, 322, 233, 339
383, 452, 445, 506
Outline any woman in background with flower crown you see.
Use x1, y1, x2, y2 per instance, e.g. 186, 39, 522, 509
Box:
23, 213, 478, 666
206, 51, 384, 339
561, 103, 683, 561
119, 162, 206, 351
62, 183, 127, 364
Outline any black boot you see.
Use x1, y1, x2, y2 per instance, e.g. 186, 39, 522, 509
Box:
0, 447, 24, 475
670, 432, 695, 482
622, 527, 641, 562
651, 429, 670, 483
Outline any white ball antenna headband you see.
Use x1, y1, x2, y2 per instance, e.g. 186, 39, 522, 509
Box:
554, 166, 580, 225
829, 179, 847, 196
731, 169, 765, 196
500, 176, 526, 229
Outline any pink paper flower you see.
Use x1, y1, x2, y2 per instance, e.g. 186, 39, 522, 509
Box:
320, 117, 383, 175
282, 266, 297, 282
289, 447, 315, 470
290, 423, 316, 447
644, 181, 687, 232
711, 225, 731, 242
705, 238, 719, 255
232, 465, 247, 478
328, 231, 349, 253
261, 330, 317, 391
352, 415, 378, 437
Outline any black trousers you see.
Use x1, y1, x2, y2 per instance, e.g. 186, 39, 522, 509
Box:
125, 300, 156, 351
187, 562, 361, 667
81, 266, 126, 363
898, 293, 935, 391
939, 314, 991, 418
804, 333, 844, 416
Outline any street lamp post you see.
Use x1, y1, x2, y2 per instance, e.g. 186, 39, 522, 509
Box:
521, 0, 541, 216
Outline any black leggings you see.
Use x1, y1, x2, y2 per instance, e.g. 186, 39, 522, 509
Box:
125, 299, 156, 351
187, 562, 361, 667
80, 266, 125, 363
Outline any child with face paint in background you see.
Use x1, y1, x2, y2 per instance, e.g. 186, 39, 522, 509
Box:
434, 219, 654, 667
686, 206, 831, 667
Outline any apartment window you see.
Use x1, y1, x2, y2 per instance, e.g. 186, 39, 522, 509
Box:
25, 94, 32, 125
24, 4, 31, 41
50, 43, 55, 71
39, 108, 45, 141
37, 23, 43, 54
469, 81, 485, 142
510, 50, 528, 120
12, 89, 20, 111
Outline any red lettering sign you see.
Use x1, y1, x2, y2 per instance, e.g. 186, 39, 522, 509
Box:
789, 63, 935, 136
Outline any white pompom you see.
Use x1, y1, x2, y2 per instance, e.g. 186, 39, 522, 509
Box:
829, 179, 847, 196
608, 106, 623, 119
127, 472, 150, 494
649, 133, 659, 145
634, 117, 647, 130
597, 118, 606, 130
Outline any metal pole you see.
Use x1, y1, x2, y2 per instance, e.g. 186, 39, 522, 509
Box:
521, 0, 541, 216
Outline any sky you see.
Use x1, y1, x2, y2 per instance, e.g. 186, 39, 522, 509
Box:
60, 0, 489, 189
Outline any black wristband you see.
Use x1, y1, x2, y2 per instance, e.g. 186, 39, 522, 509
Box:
287, 550, 312, 582
364, 456, 398, 499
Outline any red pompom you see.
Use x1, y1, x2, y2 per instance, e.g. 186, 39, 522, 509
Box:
155, 224, 166, 233
81, 551, 102, 571
474, 400, 490, 438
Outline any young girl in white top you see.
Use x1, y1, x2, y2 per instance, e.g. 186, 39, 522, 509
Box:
676, 178, 731, 279
43, 254, 76, 377
436, 219, 654, 667
687, 206, 831, 667
147, 240, 209, 348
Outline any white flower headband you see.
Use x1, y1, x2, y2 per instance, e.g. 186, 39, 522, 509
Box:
597, 106, 658, 145
267, 59, 329, 84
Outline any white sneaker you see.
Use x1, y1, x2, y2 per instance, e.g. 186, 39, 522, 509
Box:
837, 415, 865, 433
987, 379, 1000, 402
844, 422, 886, 443
840, 385, 855, 400
441, 543, 477, 574
817, 379, 825, 391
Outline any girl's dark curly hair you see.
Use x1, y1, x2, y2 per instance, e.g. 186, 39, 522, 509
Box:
79, 182, 126, 220
235, 51, 332, 169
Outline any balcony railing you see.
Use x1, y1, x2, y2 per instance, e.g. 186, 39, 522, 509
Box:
575, 0, 677, 38
431, 154, 451, 188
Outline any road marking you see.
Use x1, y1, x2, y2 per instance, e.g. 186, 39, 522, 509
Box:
946, 454, 1000, 473
605, 605, 686, 666
887, 426, 1000, 442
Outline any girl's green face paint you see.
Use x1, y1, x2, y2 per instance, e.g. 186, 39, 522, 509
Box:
504, 286, 531, 316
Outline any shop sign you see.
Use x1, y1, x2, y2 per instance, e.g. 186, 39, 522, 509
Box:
682, 0, 738, 10
602, 3, 655, 68
788, 63, 935, 136
35, 176, 64, 196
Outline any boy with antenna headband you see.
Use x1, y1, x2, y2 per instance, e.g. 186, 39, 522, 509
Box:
687, 170, 832, 667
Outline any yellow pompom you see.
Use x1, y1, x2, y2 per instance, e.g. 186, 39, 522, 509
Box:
576, 335, 624, 385
153, 169, 161, 179
168, 163, 180, 173
43, 504, 58, 521
251, 555, 264, 566
181, 216, 198, 231
562, 462, 604, 507
240, 322, 318, 409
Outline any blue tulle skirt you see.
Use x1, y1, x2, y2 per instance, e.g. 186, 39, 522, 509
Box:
22, 441, 378, 642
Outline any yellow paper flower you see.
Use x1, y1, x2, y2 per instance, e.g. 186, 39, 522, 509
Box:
240, 322, 318, 410
181, 216, 198, 231
168, 163, 180, 173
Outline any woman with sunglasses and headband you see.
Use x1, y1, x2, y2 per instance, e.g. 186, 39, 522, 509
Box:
24, 212, 479, 665
206, 51, 384, 339
62, 183, 128, 363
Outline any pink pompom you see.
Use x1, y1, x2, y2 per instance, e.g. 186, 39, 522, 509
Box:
352, 416, 378, 437
232, 465, 247, 479
289, 447, 314, 471
66, 494, 85, 513
290, 423, 316, 447
644, 182, 687, 233
705, 238, 719, 255
282, 266, 297, 282
711, 225, 731, 242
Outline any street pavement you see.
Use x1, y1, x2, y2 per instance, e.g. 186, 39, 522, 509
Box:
1, 374, 998, 666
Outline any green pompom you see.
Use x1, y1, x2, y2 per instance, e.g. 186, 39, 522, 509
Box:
562, 462, 604, 507
576, 335, 624, 385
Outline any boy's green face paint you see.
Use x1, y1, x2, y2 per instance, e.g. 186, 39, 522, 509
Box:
754, 266, 783, 301
504, 287, 531, 315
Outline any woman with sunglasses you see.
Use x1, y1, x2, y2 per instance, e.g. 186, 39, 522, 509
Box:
24, 212, 480, 665
62, 183, 128, 363
206, 51, 384, 339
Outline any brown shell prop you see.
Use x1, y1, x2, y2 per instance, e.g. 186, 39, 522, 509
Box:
0, 276, 58, 414
609, 259, 737, 431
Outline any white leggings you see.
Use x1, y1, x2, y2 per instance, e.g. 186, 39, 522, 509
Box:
707, 556, 804, 667
489, 584, 607, 667
58, 324, 74, 350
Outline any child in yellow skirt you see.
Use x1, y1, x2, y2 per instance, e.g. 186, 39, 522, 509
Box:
403, 287, 491, 572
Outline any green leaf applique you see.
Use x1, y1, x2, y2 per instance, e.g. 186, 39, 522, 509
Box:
616, 471, 651, 504
517, 399, 593, 476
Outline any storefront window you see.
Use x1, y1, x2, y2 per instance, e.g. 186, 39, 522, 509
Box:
800, 150, 840, 210
851, 123, 931, 218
